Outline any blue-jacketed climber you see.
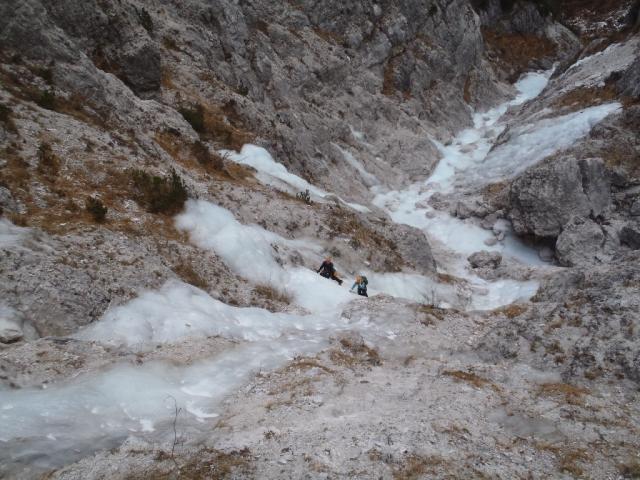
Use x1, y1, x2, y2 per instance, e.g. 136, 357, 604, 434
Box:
350, 275, 368, 297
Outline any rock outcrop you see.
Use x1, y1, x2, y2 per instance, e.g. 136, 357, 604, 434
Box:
468, 250, 502, 269
509, 156, 611, 239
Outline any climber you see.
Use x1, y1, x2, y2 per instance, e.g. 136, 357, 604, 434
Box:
350, 275, 368, 297
317, 257, 343, 285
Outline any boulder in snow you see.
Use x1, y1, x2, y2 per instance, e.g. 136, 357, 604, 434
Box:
468, 251, 502, 269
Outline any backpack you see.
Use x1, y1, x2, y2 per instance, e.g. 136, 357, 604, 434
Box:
360, 275, 368, 286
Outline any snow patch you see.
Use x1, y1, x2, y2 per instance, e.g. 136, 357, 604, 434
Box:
479, 102, 622, 182
222, 144, 370, 212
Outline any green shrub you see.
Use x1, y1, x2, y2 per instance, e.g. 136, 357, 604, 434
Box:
85, 196, 108, 222
179, 104, 205, 133
130, 167, 188, 214
36, 90, 56, 110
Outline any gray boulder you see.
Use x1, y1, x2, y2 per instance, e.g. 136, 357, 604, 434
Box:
555, 217, 605, 267
620, 223, 640, 250
118, 43, 162, 97
467, 250, 502, 269
509, 157, 611, 238
0, 305, 23, 344
617, 57, 640, 99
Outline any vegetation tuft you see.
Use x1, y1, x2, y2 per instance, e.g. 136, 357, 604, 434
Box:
191, 140, 224, 170
254, 283, 293, 305
179, 104, 205, 133
85, 196, 108, 223
136, 7, 154, 34
0, 103, 17, 132
129, 167, 189, 214
37, 142, 60, 177
36, 90, 56, 110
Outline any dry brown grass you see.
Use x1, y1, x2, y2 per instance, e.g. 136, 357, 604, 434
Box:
558, 449, 589, 477
599, 142, 640, 178
552, 85, 620, 111
619, 459, 640, 479
442, 370, 492, 389
534, 443, 590, 477
463, 74, 473, 104
125, 447, 254, 480
382, 60, 397, 97
417, 304, 452, 326
436, 272, 459, 285
285, 357, 335, 375
173, 261, 209, 290
329, 337, 382, 368
538, 382, 590, 405
483, 28, 557, 80
154, 131, 255, 184
491, 304, 528, 319
392, 454, 445, 480
253, 283, 293, 304
313, 27, 344, 45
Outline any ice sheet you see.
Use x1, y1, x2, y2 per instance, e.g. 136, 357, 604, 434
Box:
221, 144, 370, 212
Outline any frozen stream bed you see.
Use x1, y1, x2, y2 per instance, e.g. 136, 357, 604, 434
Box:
0, 68, 624, 476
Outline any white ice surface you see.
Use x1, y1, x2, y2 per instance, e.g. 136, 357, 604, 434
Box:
221, 144, 370, 213
373, 71, 564, 307
477, 102, 622, 183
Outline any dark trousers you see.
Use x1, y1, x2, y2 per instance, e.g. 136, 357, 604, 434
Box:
321, 271, 342, 285
357, 287, 368, 297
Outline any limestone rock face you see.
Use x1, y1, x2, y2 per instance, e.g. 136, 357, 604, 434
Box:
555, 216, 605, 267
509, 157, 611, 239
0, 0, 511, 200
0, 305, 23, 344
620, 222, 640, 250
